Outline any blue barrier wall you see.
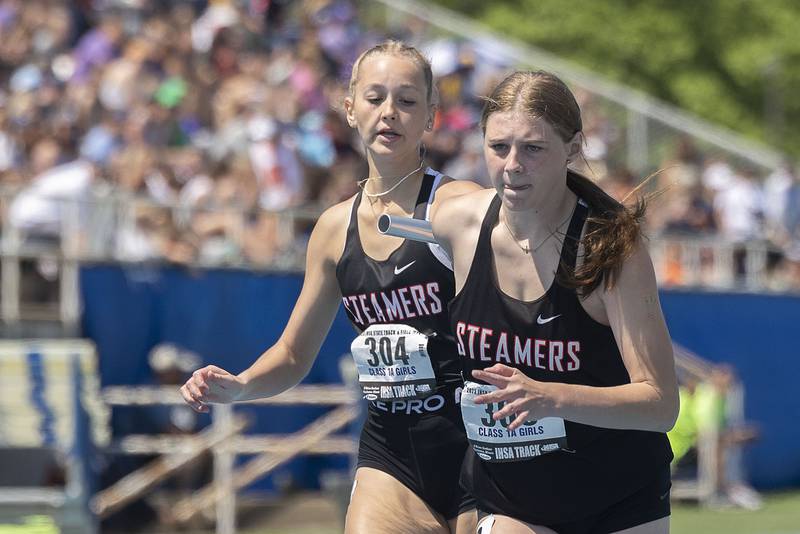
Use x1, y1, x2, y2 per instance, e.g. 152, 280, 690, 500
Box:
80, 265, 800, 490
79, 264, 356, 491
659, 290, 800, 489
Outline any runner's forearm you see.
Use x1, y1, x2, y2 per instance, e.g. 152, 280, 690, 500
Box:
236, 341, 311, 401
551, 381, 678, 432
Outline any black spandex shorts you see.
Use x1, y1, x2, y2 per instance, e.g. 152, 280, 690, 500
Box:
477, 465, 671, 534
356, 384, 475, 519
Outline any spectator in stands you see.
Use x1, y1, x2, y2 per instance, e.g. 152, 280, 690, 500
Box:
648, 138, 704, 234
779, 161, 800, 289
713, 165, 764, 242
443, 131, 490, 187
0, 0, 786, 287
663, 184, 716, 236
669, 366, 762, 509
148, 343, 203, 435
763, 158, 794, 240
139, 343, 211, 527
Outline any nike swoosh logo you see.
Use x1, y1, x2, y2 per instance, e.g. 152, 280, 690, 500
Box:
394, 261, 416, 275
536, 314, 561, 325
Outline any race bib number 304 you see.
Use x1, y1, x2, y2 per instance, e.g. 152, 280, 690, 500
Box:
461, 381, 568, 462
350, 324, 437, 401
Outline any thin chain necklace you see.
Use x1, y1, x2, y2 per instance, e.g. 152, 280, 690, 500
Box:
361, 170, 420, 225
357, 147, 426, 198
357, 161, 423, 198
500, 205, 576, 254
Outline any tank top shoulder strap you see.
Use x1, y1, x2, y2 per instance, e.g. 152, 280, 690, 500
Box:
457, 194, 500, 296
470, 194, 502, 272
555, 197, 590, 279
345, 189, 363, 242
412, 172, 436, 220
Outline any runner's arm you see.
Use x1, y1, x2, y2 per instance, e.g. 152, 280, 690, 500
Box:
544, 242, 679, 431
235, 208, 345, 400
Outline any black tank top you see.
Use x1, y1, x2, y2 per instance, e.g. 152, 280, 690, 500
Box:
450, 194, 672, 523
336, 169, 462, 387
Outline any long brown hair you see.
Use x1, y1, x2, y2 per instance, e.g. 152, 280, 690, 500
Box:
481, 71, 646, 294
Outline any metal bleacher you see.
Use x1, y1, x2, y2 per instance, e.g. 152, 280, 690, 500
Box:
0, 339, 108, 533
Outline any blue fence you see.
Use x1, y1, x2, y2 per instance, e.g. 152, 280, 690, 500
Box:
79, 264, 355, 492
660, 290, 800, 489
80, 265, 800, 490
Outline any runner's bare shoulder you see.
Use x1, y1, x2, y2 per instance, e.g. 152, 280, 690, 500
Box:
309, 195, 357, 264
432, 189, 493, 244
433, 175, 483, 203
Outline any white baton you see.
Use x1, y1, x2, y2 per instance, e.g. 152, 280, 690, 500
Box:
377, 214, 437, 244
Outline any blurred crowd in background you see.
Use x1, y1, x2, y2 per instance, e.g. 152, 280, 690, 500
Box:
1, 0, 799, 289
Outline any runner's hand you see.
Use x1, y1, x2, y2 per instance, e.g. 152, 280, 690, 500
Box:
180, 365, 245, 413
471, 364, 556, 431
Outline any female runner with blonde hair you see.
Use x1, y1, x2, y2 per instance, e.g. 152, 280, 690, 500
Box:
181, 41, 479, 534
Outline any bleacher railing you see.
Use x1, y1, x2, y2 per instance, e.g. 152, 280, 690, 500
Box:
94, 383, 359, 534
0, 339, 108, 534
0, 189, 790, 331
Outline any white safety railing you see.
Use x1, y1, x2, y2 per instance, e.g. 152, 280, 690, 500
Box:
650, 236, 781, 291
0, 188, 792, 335
0, 190, 321, 331
95, 383, 360, 534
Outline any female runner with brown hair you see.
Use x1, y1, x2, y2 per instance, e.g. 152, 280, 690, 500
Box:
432, 70, 678, 534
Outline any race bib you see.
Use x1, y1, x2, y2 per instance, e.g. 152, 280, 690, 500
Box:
461, 381, 567, 462
350, 324, 437, 401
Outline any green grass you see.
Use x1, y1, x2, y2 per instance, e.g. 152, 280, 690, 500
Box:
671, 491, 800, 534
240, 530, 340, 534
0, 515, 59, 534
236, 490, 800, 534
4, 491, 799, 534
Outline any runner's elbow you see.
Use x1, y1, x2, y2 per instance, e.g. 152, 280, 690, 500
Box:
652, 388, 679, 432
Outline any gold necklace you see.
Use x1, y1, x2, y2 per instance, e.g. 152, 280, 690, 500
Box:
500, 206, 576, 255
